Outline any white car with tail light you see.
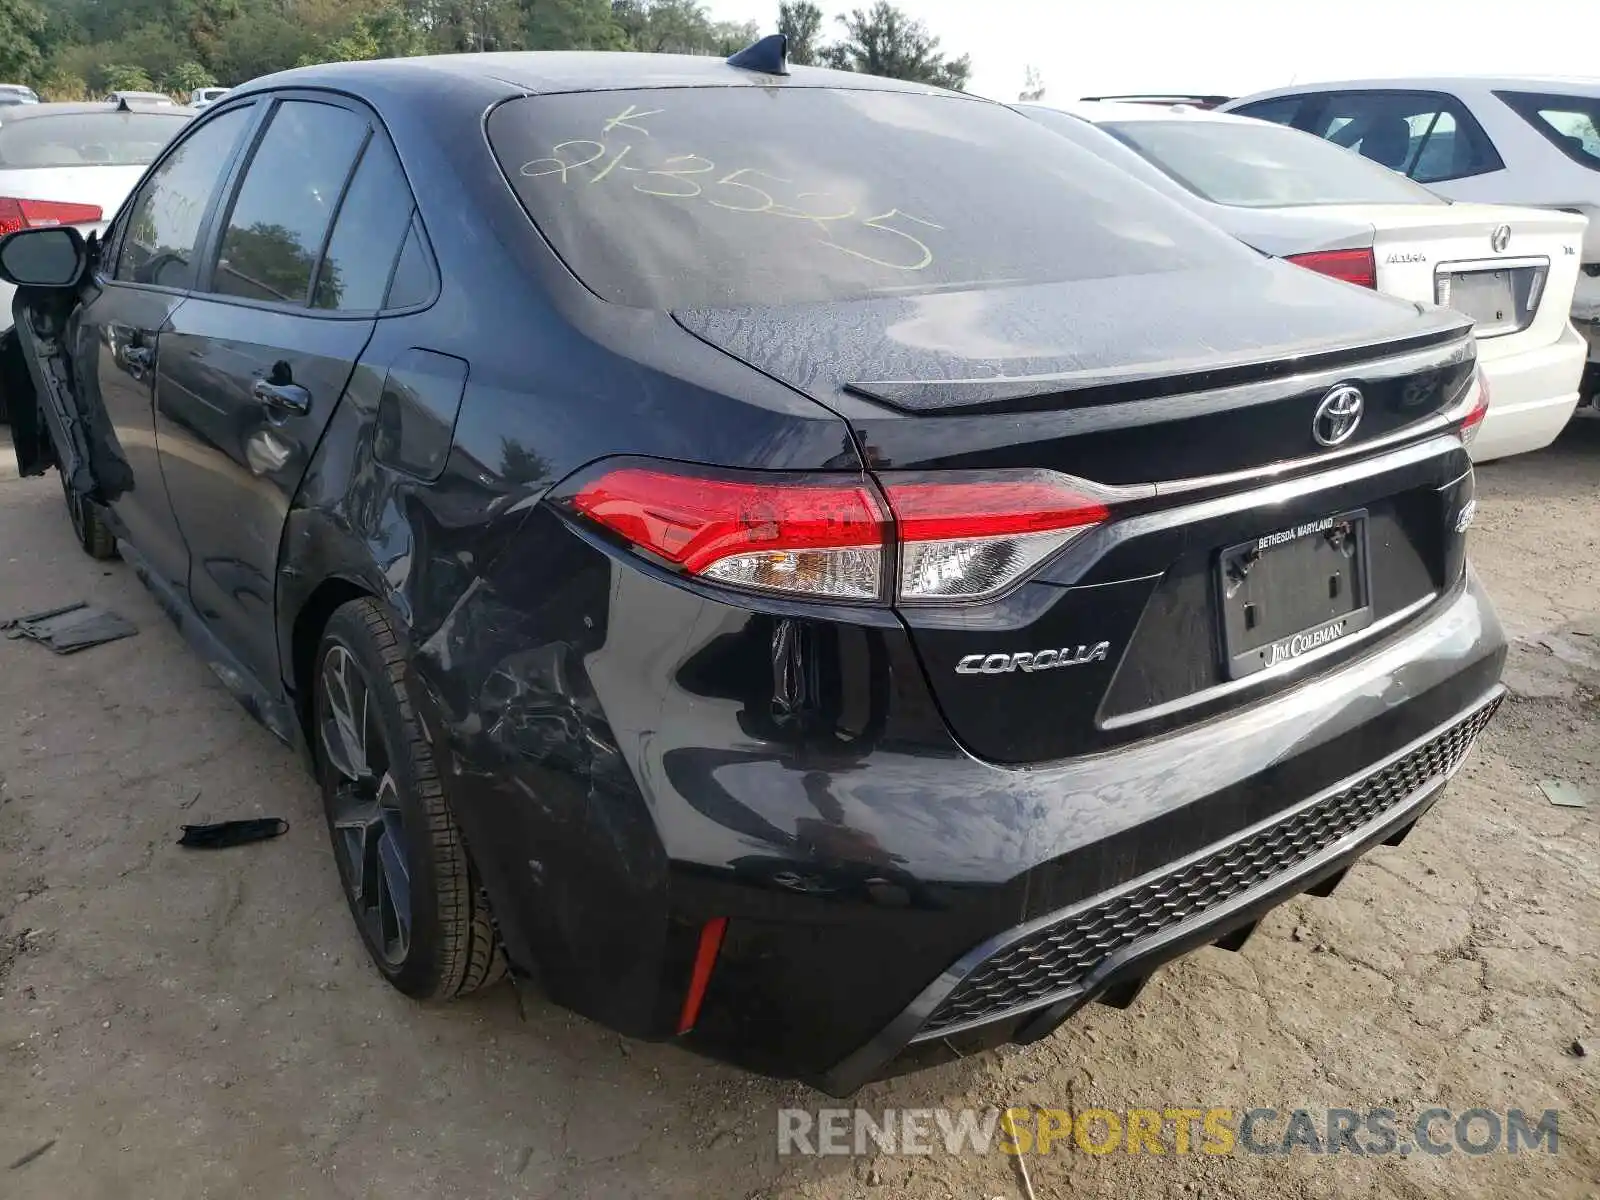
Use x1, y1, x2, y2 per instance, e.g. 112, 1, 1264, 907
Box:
1220, 77, 1600, 408
0, 101, 194, 338
1016, 100, 1588, 462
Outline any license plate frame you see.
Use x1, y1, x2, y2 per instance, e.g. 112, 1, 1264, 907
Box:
1217, 509, 1374, 681
1440, 268, 1520, 336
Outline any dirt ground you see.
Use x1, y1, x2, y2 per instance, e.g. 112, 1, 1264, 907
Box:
0, 424, 1596, 1200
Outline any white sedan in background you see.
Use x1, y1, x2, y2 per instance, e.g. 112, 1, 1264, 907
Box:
1017, 101, 1589, 462
0, 101, 194, 329
1219, 77, 1600, 408
190, 87, 230, 110
0, 101, 193, 421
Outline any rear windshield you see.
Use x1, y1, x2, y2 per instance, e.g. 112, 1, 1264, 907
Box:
1496, 90, 1600, 172
487, 88, 1248, 309
1103, 118, 1446, 208
0, 112, 190, 169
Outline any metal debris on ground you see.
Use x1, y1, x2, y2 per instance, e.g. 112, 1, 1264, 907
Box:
1538, 779, 1591, 809
2, 602, 136, 654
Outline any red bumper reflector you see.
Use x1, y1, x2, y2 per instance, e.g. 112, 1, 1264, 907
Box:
677, 916, 728, 1035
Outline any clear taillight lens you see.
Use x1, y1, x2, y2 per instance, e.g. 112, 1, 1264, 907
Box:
880, 475, 1112, 603
1446, 368, 1491, 446
562, 463, 1129, 605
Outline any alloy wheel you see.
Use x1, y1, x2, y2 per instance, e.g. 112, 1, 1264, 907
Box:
319, 643, 412, 965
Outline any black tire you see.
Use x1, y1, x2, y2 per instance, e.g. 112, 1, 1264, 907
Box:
60, 471, 117, 561
313, 597, 505, 999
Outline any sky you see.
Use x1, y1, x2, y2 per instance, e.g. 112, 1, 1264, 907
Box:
701, 0, 1596, 103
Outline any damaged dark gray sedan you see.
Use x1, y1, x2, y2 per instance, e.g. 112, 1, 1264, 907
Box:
0, 45, 1505, 1094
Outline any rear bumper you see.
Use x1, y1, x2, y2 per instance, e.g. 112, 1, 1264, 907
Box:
667, 569, 1505, 1089
1471, 324, 1587, 461
427, 502, 1504, 1094
819, 684, 1500, 1094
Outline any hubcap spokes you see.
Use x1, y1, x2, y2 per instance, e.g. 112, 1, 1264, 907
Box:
321, 644, 411, 964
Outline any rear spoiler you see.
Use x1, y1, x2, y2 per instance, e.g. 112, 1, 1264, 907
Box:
1080, 94, 1233, 109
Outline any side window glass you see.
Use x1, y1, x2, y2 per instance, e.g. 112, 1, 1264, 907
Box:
1231, 97, 1301, 128
312, 136, 414, 312
1311, 95, 1383, 145
211, 100, 367, 306
384, 219, 436, 310
114, 107, 250, 289
1313, 92, 1503, 181
1408, 110, 1457, 182
1496, 91, 1600, 172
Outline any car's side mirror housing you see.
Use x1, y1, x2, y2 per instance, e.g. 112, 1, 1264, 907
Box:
0, 226, 88, 288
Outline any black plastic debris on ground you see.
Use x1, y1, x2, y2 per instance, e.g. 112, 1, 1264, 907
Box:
178, 818, 289, 849
2, 602, 137, 654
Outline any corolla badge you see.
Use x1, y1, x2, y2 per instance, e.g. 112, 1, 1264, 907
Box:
1491, 224, 1511, 253
956, 644, 1111, 675
1312, 384, 1364, 448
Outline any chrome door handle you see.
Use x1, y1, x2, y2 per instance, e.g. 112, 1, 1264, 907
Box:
123, 345, 153, 368
251, 377, 312, 416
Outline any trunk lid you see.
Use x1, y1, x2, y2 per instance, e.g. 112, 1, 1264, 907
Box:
675, 258, 1470, 483
1354, 202, 1588, 359
678, 259, 1479, 766
0, 165, 145, 233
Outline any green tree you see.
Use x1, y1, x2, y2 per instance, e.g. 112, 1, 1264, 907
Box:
0, 0, 46, 81
821, 1, 970, 90
611, 0, 714, 54
521, 0, 624, 50
211, 10, 323, 82
776, 0, 821, 65
102, 63, 157, 91
708, 17, 758, 55
19, 0, 978, 102
165, 60, 219, 91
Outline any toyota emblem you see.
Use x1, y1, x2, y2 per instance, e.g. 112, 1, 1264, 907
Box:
1313, 384, 1364, 447
1491, 224, 1511, 253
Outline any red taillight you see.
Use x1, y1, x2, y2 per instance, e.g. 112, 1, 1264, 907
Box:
880, 480, 1110, 541
571, 467, 888, 599
676, 917, 728, 1035
1452, 369, 1491, 445
1285, 247, 1377, 289
0, 197, 104, 238
565, 462, 1132, 604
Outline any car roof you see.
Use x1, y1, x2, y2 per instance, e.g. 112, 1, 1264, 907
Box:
1235, 75, 1600, 97
1023, 99, 1266, 125
233, 50, 968, 101
0, 100, 197, 120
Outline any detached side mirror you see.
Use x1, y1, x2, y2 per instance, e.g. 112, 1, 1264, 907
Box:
0, 225, 88, 288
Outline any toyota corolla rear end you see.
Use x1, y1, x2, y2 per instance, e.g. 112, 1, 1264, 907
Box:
449, 76, 1506, 1094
